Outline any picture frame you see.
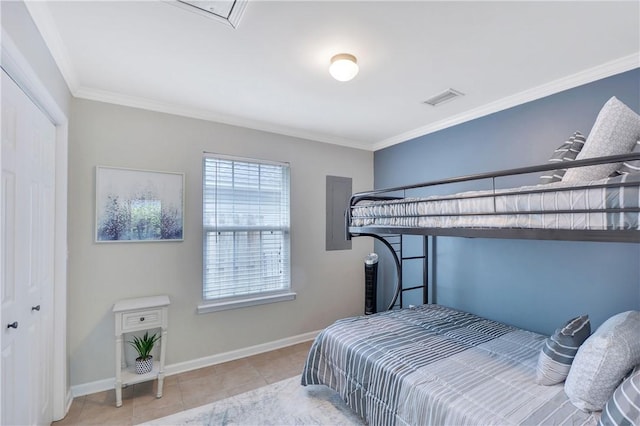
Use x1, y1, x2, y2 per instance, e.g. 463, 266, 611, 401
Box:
95, 166, 184, 242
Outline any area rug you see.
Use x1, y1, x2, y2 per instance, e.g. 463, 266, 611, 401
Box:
138, 376, 364, 425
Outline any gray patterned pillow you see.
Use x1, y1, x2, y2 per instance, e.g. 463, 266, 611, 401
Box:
599, 367, 640, 426
540, 132, 586, 184
610, 139, 640, 176
563, 97, 640, 182
565, 311, 640, 412
535, 315, 590, 385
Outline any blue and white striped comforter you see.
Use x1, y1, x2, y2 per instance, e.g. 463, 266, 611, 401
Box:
301, 305, 597, 426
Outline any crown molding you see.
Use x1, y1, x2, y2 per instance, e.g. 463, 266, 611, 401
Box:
22, 0, 639, 153
23, 0, 372, 150
75, 85, 371, 150
374, 53, 640, 151
24, 1, 80, 93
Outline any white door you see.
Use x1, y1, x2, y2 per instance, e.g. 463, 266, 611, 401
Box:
2, 70, 56, 425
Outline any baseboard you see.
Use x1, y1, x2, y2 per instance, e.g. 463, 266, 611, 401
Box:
70, 330, 321, 397
71, 377, 115, 398
62, 389, 74, 421
164, 330, 320, 377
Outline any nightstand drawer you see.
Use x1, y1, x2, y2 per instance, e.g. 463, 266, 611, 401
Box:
121, 309, 163, 331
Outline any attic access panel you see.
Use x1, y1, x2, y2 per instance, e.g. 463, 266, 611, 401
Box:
171, 0, 248, 28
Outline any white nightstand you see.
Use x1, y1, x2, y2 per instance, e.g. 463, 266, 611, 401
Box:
112, 295, 170, 407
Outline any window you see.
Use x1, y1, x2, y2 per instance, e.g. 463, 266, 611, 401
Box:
200, 154, 292, 312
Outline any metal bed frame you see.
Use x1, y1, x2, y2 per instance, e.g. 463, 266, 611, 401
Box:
346, 152, 640, 311
348, 152, 640, 243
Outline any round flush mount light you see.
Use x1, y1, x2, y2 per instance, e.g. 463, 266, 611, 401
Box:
329, 53, 359, 82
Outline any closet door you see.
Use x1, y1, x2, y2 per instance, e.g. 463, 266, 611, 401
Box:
2, 70, 56, 425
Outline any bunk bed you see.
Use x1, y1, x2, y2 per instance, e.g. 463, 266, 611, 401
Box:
302, 117, 640, 425
347, 152, 640, 244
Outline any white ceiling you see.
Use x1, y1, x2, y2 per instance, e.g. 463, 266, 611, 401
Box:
26, 1, 640, 151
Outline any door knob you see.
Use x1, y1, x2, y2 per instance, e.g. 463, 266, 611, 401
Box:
7, 322, 18, 329
31, 305, 41, 311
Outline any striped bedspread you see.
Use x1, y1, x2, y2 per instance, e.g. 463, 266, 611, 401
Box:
350, 173, 640, 231
301, 305, 598, 426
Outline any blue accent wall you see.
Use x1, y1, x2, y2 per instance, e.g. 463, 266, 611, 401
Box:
374, 69, 640, 335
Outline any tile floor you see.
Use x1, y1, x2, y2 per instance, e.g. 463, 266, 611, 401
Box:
53, 341, 313, 425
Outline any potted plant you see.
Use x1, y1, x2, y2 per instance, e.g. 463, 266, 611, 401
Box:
128, 331, 160, 374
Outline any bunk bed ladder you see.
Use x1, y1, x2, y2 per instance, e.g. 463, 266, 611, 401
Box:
384, 234, 429, 310
354, 232, 430, 311
401, 235, 429, 308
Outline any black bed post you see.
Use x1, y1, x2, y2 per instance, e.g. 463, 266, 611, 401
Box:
352, 233, 402, 311
423, 235, 428, 305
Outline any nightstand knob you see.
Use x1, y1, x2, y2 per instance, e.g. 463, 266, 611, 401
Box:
139, 317, 145, 322
7, 321, 18, 329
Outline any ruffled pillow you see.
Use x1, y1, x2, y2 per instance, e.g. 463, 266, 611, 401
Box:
535, 315, 590, 385
539, 132, 586, 184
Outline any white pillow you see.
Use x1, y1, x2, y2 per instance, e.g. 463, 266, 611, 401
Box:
563, 97, 640, 182
564, 311, 640, 412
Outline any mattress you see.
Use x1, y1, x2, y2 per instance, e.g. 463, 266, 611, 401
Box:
350, 173, 640, 231
301, 304, 598, 426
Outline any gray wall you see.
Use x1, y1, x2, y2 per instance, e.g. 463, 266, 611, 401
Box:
67, 99, 373, 387
1, 1, 71, 116
374, 69, 640, 335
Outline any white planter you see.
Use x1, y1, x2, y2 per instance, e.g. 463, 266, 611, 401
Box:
135, 356, 153, 374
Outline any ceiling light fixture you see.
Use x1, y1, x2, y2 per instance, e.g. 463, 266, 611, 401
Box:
329, 53, 359, 82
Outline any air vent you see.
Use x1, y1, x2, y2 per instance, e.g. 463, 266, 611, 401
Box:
423, 88, 464, 107
168, 0, 248, 28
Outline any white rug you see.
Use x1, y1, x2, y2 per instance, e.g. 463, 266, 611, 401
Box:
138, 376, 365, 425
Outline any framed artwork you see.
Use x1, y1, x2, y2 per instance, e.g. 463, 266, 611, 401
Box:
95, 166, 184, 242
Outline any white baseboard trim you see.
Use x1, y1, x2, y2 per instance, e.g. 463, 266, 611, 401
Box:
70, 330, 321, 398
59, 389, 74, 422
70, 378, 115, 399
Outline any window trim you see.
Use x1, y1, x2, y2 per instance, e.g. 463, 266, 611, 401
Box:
200, 152, 293, 312
197, 291, 297, 314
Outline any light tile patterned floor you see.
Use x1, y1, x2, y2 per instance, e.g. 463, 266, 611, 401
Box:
53, 341, 313, 425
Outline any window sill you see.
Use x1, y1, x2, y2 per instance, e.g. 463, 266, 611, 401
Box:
197, 291, 297, 314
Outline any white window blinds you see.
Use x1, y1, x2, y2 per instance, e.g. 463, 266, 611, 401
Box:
203, 154, 290, 301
